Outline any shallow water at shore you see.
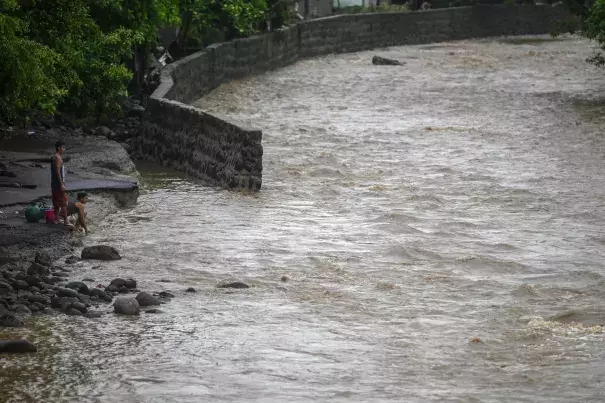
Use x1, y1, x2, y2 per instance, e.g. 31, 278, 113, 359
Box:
2, 35, 605, 402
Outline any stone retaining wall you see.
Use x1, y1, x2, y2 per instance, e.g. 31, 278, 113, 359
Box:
139, 5, 569, 191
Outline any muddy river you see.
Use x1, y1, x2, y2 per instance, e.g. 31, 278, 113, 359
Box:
2, 35, 605, 402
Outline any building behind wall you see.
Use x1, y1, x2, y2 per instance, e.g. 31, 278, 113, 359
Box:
298, 0, 333, 18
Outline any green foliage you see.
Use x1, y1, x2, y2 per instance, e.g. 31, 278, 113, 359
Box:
0, 0, 276, 122
560, 0, 605, 67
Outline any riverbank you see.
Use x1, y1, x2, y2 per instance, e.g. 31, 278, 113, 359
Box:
0, 125, 141, 332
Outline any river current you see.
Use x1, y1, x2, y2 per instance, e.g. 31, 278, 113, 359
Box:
2, 35, 605, 402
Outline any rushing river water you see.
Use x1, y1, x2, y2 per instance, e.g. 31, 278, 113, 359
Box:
2, 35, 605, 402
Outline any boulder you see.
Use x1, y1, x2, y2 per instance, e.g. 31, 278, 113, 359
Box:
135, 291, 160, 307
0, 313, 23, 327
34, 251, 52, 267
65, 256, 79, 265
81, 246, 121, 261
109, 278, 136, 289
217, 282, 250, 289
27, 262, 49, 276
57, 287, 79, 298
113, 297, 140, 315
65, 281, 89, 295
0, 339, 37, 353
372, 56, 405, 66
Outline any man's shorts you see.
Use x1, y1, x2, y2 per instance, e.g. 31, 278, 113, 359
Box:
51, 188, 67, 210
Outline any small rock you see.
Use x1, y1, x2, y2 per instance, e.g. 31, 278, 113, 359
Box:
81, 245, 121, 261
157, 279, 172, 283
96, 126, 113, 138
185, 287, 197, 293
31, 302, 46, 312
58, 297, 77, 311
217, 282, 250, 289
50, 276, 63, 284
24, 275, 42, 286
28, 286, 41, 294
0, 313, 23, 327
113, 297, 140, 315
89, 288, 112, 302
145, 308, 163, 314
158, 291, 175, 298
13, 305, 31, 315
0, 282, 14, 295
280, 275, 289, 282
92, 266, 103, 270
0, 339, 36, 353
135, 291, 160, 307
65, 256, 79, 265
109, 278, 136, 289
85, 311, 103, 319
66, 308, 83, 316
57, 287, 79, 298
82, 278, 94, 282
70, 301, 87, 314
39, 276, 52, 285
12, 280, 29, 290
372, 56, 405, 66
65, 281, 89, 294
27, 262, 50, 276
78, 294, 91, 304
26, 294, 48, 304
35, 251, 52, 267
119, 143, 132, 153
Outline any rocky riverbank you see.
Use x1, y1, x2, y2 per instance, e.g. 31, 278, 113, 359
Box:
0, 109, 145, 352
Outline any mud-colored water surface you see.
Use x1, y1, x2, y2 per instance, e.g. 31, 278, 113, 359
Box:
2, 35, 605, 402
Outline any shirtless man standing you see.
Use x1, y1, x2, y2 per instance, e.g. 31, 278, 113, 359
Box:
50, 140, 74, 228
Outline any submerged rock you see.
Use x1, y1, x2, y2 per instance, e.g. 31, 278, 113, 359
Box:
372, 56, 405, 66
135, 291, 160, 307
81, 245, 121, 261
114, 297, 140, 315
0, 339, 37, 353
217, 282, 250, 289
158, 291, 175, 298
185, 287, 197, 293
145, 308, 163, 314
